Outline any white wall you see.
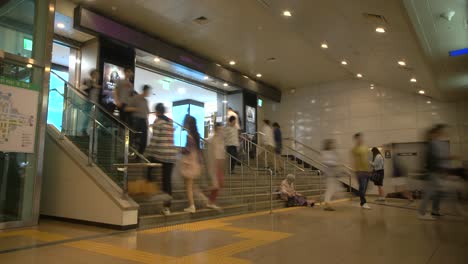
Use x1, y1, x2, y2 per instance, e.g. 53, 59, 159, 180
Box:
264, 80, 468, 166
41, 127, 138, 227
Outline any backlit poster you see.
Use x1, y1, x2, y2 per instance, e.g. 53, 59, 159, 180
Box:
102, 62, 125, 105
246, 105, 256, 135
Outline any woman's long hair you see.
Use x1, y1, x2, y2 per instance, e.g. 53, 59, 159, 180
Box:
183, 115, 200, 149
371, 147, 381, 161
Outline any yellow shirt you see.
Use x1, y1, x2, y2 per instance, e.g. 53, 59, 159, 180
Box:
351, 145, 370, 172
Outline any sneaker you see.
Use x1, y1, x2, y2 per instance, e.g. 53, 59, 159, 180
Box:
184, 206, 196, 213
419, 214, 436, 221
431, 212, 443, 217
206, 203, 222, 211
324, 207, 336, 211
161, 207, 171, 216
375, 197, 386, 202
361, 203, 372, 210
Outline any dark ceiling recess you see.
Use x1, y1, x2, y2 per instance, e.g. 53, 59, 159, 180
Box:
362, 13, 388, 25
193, 16, 209, 25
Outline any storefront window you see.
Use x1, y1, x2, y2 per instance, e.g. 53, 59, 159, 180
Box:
0, 0, 36, 58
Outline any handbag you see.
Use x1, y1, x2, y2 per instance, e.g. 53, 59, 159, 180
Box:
180, 150, 201, 179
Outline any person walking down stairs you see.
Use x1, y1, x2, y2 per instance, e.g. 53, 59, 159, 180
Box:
260, 120, 276, 170
225, 116, 240, 173
146, 103, 177, 216
206, 123, 225, 211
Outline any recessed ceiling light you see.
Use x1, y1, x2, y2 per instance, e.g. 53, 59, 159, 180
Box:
153, 57, 161, 62
229, 61, 236, 65
341, 60, 348, 65
410, 78, 417, 83
26, 64, 32, 68
370, 83, 374, 86
223, 83, 229, 87
203, 76, 209, 80
57, 22, 65, 29
256, 73, 262, 77
222, 100, 228, 103
398, 60, 406, 66
370, 86, 375, 90
418, 90, 425, 94
321, 43, 328, 49
216, 63, 221, 67
243, 75, 249, 79
356, 73, 363, 78
375, 27, 386, 33
426, 100, 431, 104
283, 10, 292, 17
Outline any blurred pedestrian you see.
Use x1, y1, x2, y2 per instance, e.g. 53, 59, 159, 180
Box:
370, 147, 385, 201
273, 122, 284, 173
351, 133, 371, 209
114, 68, 134, 125
127, 85, 151, 154
419, 124, 450, 220
181, 115, 203, 213
207, 123, 225, 210
322, 139, 340, 211
81, 69, 101, 136
146, 103, 177, 216
260, 120, 276, 169
225, 116, 239, 173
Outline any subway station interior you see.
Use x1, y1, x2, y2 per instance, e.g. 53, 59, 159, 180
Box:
0, 0, 467, 263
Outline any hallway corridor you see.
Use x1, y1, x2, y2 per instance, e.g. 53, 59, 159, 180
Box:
0, 200, 466, 264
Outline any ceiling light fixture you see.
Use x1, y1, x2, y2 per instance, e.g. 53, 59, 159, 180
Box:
375, 27, 386, 33
426, 100, 431, 104
154, 57, 160, 62
410, 77, 417, 83
356, 73, 363, 78
223, 83, 229, 87
321, 43, 328, 49
229, 60, 236, 65
256, 73, 262, 78
57, 22, 65, 29
398, 60, 406, 66
418, 90, 425, 94
243, 75, 249, 79
341, 60, 348, 65
222, 100, 228, 104
283, 10, 292, 17
203, 76, 209, 80
26, 64, 32, 68
370, 86, 375, 90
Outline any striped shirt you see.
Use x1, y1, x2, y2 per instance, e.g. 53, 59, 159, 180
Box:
146, 116, 178, 163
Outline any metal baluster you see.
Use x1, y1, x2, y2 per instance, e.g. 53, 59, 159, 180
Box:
268, 168, 273, 214
241, 163, 244, 204
318, 170, 322, 205
60, 83, 69, 139
123, 127, 130, 197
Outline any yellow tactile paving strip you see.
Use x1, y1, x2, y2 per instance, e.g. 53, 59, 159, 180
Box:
0, 207, 300, 263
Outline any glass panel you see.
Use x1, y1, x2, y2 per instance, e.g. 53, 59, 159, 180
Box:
47, 70, 68, 129
0, 0, 36, 58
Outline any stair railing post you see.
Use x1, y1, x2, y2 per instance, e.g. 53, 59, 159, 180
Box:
123, 127, 130, 196
87, 104, 96, 166
247, 140, 250, 167
268, 168, 273, 214
349, 171, 352, 193
318, 170, 322, 205
241, 162, 244, 204
60, 83, 69, 139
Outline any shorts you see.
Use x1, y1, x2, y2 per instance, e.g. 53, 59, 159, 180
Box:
372, 170, 384, 186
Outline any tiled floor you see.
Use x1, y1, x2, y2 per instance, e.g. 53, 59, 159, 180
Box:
0, 200, 466, 264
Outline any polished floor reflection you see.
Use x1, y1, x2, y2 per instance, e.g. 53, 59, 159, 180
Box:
0, 200, 467, 264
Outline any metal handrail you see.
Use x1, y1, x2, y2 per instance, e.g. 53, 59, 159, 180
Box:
284, 137, 321, 154
240, 135, 305, 172
49, 88, 151, 164
50, 70, 140, 134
